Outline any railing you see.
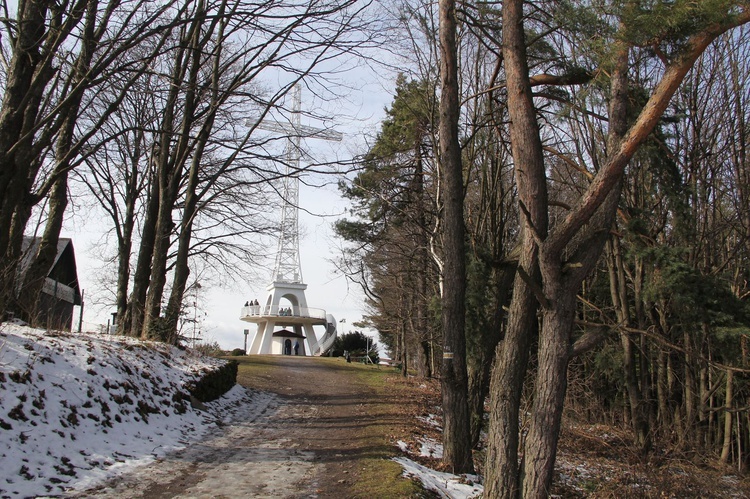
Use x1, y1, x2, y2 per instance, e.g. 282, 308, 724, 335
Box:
42, 278, 76, 304
241, 304, 327, 320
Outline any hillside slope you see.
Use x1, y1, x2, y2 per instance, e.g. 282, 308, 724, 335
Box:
0, 323, 251, 497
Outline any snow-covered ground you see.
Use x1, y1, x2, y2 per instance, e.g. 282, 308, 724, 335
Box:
0, 323, 253, 497
395, 429, 483, 498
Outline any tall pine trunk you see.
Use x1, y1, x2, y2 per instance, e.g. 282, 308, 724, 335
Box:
485, 0, 550, 492
438, 0, 473, 474
485, 261, 539, 498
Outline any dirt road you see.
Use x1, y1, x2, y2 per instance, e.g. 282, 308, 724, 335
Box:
72, 355, 417, 498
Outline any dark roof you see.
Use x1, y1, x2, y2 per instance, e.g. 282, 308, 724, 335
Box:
272, 329, 305, 338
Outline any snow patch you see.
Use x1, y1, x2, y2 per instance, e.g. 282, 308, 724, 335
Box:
419, 437, 443, 458
396, 440, 409, 453
393, 456, 482, 499
417, 413, 442, 429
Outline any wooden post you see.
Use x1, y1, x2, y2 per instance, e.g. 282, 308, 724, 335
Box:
77, 289, 84, 333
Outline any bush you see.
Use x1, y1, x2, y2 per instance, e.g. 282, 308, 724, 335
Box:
326, 331, 379, 362
229, 348, 246, 356
193, 341, 224, 357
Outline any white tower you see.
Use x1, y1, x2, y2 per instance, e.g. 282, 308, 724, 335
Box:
241, 85, 340, 356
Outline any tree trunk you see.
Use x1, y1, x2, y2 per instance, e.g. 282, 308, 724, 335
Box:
486, 264, 539, 498
608, 237, 651, 452
485, 0, 549, 492
140, 6, 205, 339
721, 369, 734, 464
124, 164, 160, 337
437, 0, 473, 474
113, 133, 146, 335
468, 263, 514, 448
0, 0, 50, 262
0, 0, 96, 314
115, 189, 137, 333
163, 141, 208, 341
140, 169, 177, 339
0, 6, 53, 314
162, 213, 194, 343
656, 329, 671, 429
18, 11, 97, 325
683, 328, 698, 446
400, 321, 408, 377
416, 131, 432, 379
521, 290, 576, 497
485, 6, 749, 495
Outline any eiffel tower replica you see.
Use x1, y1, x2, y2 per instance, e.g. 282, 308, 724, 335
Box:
241, 85, 340, 356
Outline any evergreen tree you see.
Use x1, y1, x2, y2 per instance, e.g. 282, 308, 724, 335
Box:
336, 74, 440, 377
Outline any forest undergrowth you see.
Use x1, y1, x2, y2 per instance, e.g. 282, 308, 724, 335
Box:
402, 376, 750, 497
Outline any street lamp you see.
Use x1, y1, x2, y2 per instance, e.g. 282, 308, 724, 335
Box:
192, 282, 202, 348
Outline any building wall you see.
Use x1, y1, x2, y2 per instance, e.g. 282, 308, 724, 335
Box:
36, 292, 74, 331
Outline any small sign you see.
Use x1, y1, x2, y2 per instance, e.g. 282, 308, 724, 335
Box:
443, 352, 454, 359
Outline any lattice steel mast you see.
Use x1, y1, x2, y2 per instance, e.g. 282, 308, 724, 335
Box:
260, 85, 342, 283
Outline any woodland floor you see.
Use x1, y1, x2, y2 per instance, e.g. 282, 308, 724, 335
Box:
72, 355, 750, 498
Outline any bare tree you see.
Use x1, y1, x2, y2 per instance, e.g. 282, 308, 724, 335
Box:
117, 0, 377, 341
0, 0, 189, 320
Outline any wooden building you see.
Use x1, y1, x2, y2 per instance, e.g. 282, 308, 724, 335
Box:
16, 237, 83, 331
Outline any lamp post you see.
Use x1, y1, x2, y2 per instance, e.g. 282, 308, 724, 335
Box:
192, 282, 202, 348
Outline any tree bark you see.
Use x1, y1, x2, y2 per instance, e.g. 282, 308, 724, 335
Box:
486, 0, 549, 493
114, 153, 141, 333
124, 161, 160, 337
485, 263, 539, 498
721, 369, 734, 464
521, 290, 576, 497
438, 0, 474, 474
